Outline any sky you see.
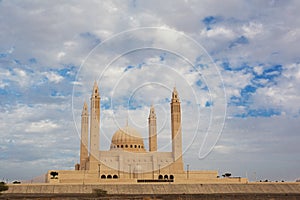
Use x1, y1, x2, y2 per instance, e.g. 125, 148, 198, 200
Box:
0, 0, 300, 182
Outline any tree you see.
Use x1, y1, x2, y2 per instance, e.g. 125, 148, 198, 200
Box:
0, 182, 8, 193
12, 181, 21, 184
222, 172, 232, 178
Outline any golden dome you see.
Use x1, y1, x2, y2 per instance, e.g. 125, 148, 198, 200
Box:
110, 126, 146, 152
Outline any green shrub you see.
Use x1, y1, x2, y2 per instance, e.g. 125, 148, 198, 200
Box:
0, 182, 8, 193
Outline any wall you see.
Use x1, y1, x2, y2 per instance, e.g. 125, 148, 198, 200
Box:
4, 183, 300, 194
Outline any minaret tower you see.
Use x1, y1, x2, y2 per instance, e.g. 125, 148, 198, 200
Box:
80, 102, 89, 170
171, 87, 183, 169
148, 105, 157, 152
89, 81, 100, 171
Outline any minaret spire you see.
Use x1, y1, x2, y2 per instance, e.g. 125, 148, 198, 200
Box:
80, 101, 89, 170
89, 81, 100, 171
170, 87, 183, 171
148, 105, 157, 152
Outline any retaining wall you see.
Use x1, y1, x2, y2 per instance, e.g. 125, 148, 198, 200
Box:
3, 183, 300, 195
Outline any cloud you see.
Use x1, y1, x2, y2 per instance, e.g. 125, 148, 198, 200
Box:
25, 120, 59, 133
42, 71, 64, 83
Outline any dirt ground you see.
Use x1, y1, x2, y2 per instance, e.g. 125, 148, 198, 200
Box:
1, 193, 300, 200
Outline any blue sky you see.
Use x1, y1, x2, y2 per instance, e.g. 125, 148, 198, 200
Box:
0, 0, 300, 182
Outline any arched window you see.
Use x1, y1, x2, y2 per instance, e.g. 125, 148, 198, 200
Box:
101, 175, 106, 179
130, 145, 133, 148
134, 145, 137, 148
164, 175, 168, 179
158, 175, 163, 179
107, 175, 112, 179
138, 145, 140, 148
170, 175, 174, 180
121, 145, 123, 148
125, 144, 128, 148
113, 175, 118, 179
117, 145, 119, 148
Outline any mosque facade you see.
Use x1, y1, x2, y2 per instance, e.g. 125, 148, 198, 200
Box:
46, 82, 247, 184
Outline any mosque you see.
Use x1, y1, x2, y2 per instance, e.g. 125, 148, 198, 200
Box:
46, 82, 247, 184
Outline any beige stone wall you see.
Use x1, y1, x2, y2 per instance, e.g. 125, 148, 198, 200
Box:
46, 168, 247, 184
4, 182, 300, 194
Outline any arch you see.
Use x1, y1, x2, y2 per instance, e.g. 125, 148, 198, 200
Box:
107, 175, 112, 179
101, 175, 106, 179
158, 175, 163, 179
113, 175, 118, 179
164, 175, 168, 179
170, 175, 174, 180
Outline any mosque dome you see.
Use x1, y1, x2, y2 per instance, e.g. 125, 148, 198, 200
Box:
110, 126, 146, 152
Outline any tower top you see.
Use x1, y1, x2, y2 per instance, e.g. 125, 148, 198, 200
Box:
172, 87, 179, 100
82, 101, 88, 115
149, 105, 156, 118
92, 81, 100, 97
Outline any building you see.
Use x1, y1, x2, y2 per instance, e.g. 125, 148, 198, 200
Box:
46, 82, 247, 184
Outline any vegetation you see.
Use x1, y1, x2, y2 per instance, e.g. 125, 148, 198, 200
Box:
0, 182, 9, 194
12, 181, 21, 184
222, 173, 232, 178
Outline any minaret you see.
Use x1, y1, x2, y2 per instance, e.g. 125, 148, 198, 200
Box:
80, 102, 89, 170
171, 87, 183, 167
148, 105, 157, 152
89, 81, 100, 171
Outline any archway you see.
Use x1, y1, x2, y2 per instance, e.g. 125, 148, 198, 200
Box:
164, 175, 168, 179
113, 175, 118, 179
101, 175, 106, 179
170, 175, 174, 180
158, 175, 163, 179
107, 175, 112, 179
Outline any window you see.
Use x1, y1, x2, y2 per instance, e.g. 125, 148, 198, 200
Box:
130, 145, 133, 148
134, 145, 137, 148
164, 175, 168, 179
170, 175, 174, 180
121, 145, 123, 148
101, 175, 106, 179
158, 175, 163, 179
107, 175, 112, 179
125, 145, 128, 148
113, 175, 118, 179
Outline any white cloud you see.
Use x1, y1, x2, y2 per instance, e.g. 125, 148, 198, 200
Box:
242, 22, 263, 39
201, 27, 235, 39
253, 65, 263, 75
25, 120, 59, 133
43, 71, 64, 83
